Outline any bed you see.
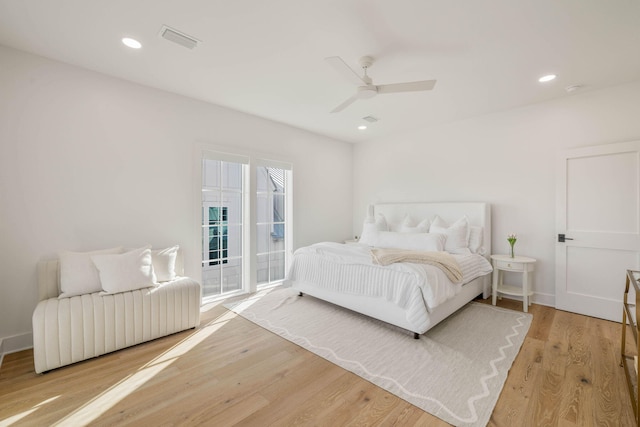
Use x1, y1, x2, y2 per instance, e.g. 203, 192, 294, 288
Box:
285, 202, 493, 338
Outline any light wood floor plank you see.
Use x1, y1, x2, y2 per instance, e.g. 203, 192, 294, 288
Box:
0, 297, 636, 426
488, 336, 544, 426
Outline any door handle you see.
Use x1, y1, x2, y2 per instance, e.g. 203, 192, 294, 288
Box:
558, 233, 574, 243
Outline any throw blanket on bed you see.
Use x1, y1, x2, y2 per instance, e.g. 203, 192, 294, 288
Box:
370, 249, 463, 283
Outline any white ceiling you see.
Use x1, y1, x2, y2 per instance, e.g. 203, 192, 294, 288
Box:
1, 0, 639, 143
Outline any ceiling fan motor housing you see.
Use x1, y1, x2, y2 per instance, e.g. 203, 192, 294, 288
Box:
357, 85, 377, 99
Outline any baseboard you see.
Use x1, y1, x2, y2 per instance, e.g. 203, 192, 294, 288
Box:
0, 332, 33, 369
496, 292, 555, 308
532, 292, 555, 307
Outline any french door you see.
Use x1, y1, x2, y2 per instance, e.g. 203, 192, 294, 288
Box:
199, 150, 293, 300
201, 152, 248, 299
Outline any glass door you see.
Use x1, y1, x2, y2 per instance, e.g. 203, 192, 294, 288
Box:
202, 157, 246, 298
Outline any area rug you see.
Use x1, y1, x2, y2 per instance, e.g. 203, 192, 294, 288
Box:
225, 288, 531, 427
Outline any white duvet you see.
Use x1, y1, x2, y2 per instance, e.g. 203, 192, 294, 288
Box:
286, 242, 493, 313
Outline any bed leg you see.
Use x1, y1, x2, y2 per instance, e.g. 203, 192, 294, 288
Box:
413, 332, 420, 339
298, 292, 303, 297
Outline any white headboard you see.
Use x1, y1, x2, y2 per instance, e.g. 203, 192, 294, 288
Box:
371, 202, 491, 258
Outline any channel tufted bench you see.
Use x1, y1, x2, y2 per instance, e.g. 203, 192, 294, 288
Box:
32, 247, 201, 373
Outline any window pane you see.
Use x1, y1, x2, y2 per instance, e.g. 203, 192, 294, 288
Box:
273, 193, 286, 223
223, 259, 242, 292
202, 159, 220, 188
202, 265, 221, 295
257, 254, 269, 284
256, 223, 270, 254
270, 252, 285, 281
257, 193, 269, 223
268, 168, 285, 193
222, 191, 242, 225
225, 225, 242, 258
223, 162, 242, 190
257, 166, 268, 192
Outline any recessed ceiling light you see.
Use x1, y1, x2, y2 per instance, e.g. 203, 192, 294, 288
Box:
538, 74, 556, 83
357, 125, 367, 130
122, 37, 142, 49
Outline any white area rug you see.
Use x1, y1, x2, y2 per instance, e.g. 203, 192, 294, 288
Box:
225, 288, 531, 427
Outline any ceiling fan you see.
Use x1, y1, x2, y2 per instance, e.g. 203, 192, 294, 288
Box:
325, 55, 436, 113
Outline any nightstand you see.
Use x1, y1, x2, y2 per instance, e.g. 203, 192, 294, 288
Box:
344, 239, 360, 244
491, 254, 536, 313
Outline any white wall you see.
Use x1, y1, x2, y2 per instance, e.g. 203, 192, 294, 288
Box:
0, 45, 353, 350
353, 80, 640, 306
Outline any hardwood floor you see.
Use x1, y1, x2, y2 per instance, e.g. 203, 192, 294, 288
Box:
0, 296, 635, 426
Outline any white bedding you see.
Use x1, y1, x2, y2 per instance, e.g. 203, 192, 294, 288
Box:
286, 242, 493, 328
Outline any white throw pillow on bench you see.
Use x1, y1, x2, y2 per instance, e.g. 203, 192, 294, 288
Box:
152, 245, 179, 282
93, 246, 157, 295
58, 246, 123, 298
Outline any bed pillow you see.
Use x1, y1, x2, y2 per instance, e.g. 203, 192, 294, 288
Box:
359, 213, 388, 245
58, 247, 124, 298
92, 246, 156, 295
152, 245, 179, 282
373, 231, 446, 252
399, 215, 431, 233
468, 226, 484, 254
430, 216, 471, 254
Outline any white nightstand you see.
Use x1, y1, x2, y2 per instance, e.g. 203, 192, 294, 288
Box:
491, 254, 536, 313
344, 239, 360, 244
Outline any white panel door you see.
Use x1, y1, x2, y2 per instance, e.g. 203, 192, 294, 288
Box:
556, 140, 640, 321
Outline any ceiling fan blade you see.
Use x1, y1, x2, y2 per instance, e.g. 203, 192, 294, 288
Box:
376, 79, 436, 94
330, 94, 359, 113
325, 56, 366, 86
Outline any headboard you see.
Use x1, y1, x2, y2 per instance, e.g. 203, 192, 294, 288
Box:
371, 202, 491, 259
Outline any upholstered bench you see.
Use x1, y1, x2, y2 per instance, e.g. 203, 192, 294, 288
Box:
32, 247, 201, 373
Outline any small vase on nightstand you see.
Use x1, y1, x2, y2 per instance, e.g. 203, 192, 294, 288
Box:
507, 233, 517, 258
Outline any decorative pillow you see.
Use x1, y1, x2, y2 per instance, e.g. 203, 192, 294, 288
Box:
373, 231, 446, 252
359, 214, 388, 245
399, 215, 431, 233
430, 216, 471, 254
92, 246, 156, 295
152, 245, 179, 282
468, 226, 484, 254
58, 247, 123, 298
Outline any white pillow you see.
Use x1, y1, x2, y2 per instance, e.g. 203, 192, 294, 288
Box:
399, 215, 431, 233
152, 245, 179, 282
359, 214, 388, 245
430, 216, 471, 254
92, 246, 156, 295
58, 247, 123, 298
468, 226, 484, 254
373, 231, 446, 252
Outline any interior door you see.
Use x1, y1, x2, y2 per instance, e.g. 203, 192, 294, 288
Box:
556, 140, 640, 321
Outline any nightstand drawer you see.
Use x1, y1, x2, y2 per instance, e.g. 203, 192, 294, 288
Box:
495, 260, 525, 271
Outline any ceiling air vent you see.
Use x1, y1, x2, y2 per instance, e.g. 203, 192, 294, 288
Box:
362, 115, 379, 123
159, 25, 199, 50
